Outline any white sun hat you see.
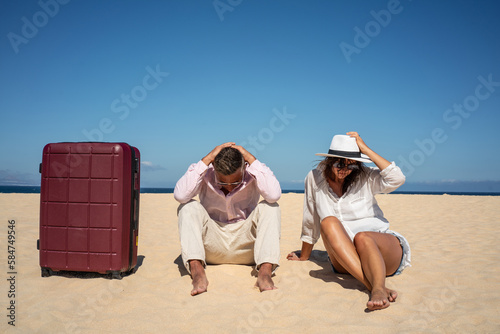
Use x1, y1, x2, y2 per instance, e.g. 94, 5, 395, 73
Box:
315, 135, 372, 163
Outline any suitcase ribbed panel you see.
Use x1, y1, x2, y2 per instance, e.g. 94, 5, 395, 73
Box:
39, 143, 138, 274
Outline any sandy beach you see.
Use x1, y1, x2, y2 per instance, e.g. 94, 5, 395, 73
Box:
1, 193, 500, 333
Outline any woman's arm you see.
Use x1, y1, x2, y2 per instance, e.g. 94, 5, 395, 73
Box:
288, 170, 320, 261
347, 131, 405, 193
287, 242, 314, 261
347, 131, 391, 171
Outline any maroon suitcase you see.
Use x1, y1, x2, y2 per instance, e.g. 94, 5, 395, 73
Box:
38, 142, 140, 279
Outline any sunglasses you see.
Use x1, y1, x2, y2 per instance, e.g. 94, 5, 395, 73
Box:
333, 161, 359, 170
215, 166, 245, 186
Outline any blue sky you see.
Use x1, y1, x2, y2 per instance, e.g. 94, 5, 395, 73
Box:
1, 0, 499, 191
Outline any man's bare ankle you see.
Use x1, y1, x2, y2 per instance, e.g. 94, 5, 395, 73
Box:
189, 259, 203, 270
258, 263, 274, 274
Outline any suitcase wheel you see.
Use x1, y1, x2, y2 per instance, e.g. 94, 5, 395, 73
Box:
109, 271, 123, 280
41, 268, 53, 277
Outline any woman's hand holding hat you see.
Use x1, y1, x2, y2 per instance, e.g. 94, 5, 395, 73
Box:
346, 131, 369, 155
346, 131, 391, 171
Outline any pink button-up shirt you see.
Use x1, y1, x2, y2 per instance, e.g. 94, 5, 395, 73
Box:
174, 160, 281, 223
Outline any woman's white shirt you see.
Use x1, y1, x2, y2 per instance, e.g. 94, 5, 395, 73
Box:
301, 162, 406, 244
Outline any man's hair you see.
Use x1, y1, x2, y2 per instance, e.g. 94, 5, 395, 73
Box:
214, 147, 244, 175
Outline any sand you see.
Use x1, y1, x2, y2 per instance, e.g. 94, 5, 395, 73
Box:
1, 193, 500, 333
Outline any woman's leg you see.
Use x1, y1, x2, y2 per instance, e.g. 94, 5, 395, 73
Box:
353, 231, 403, 310
320, 216, 372, 290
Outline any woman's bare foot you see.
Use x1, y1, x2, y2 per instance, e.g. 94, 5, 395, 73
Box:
189, 260, 208, 296
387, 288, 398, 302
367, 287, 397, 311
256, 263, 277, 292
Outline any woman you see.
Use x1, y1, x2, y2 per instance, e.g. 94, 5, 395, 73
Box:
287, 132, 411, 311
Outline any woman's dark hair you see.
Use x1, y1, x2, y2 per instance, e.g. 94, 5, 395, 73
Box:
318, 157, 366, 194
213, 147, 244, 175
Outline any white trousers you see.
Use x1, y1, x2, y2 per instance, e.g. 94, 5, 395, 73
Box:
177, 200, 281, 273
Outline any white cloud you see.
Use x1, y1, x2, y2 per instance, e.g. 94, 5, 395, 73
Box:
0, 169, 39, 186
140, 161, 166, 171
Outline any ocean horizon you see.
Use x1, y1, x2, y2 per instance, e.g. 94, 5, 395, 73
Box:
1, 185, 499, 196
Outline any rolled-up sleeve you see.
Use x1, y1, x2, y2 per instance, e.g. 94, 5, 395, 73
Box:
368, 162, 406, 194
246, 160, 281, 203
301, 171, 321, 245
173, 161, 208, 203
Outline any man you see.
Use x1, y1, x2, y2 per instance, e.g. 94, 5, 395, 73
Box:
174, 142, 281, 296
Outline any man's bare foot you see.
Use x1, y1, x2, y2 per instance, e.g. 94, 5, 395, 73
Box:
189, 260, 208, 296
256, 263, 277, 292
366, 287, 396, 311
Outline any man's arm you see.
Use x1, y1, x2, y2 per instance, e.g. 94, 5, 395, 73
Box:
201, 142, 236, 166
174, 143, 235, 203
231, 144, 256, 165
233, 145, 281, 203
173, 161, 207, 203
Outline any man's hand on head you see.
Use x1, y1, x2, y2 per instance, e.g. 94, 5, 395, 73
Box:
202, 142, 235, 166
232, 144, 256, 165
